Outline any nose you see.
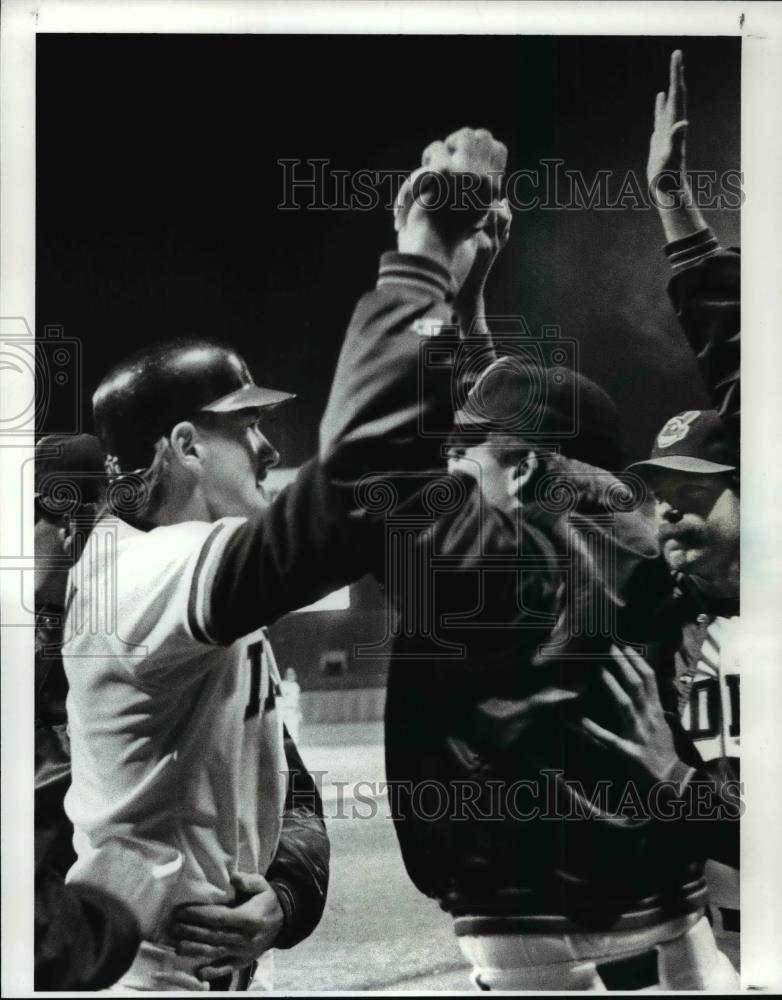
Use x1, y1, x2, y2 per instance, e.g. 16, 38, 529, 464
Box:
658, 500, 683, 524
257, 432, 280, 469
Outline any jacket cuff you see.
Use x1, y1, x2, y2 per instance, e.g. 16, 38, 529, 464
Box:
664, 227, 721, 273
268, 878, 299, 950
377, 251, 454, 301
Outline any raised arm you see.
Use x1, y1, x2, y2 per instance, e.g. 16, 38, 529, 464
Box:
202, 129, 508, 643
648, 50, 740, 440
320, 127, 508, 472
647, 49, 707, 245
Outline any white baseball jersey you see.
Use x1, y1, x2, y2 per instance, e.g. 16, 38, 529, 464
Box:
680, 616, 740, 762
62, 514, 287, 942
679, 614, 740, 914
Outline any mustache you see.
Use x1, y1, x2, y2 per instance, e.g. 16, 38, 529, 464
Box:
658, 523, 706, 547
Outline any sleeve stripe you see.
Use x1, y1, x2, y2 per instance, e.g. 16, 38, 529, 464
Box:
664, 227, 721, 272
187, 521, 229, 644
377, 251, 453, 299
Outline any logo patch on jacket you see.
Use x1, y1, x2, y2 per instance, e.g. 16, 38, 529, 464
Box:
410, 317, 444, 338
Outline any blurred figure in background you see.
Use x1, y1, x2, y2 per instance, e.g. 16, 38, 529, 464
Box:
35, 433, 106, 878
279, 667, 303, 743
34, 435, 143, 990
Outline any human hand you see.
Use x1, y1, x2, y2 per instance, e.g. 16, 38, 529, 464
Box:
169, 872, 284, 983
395, 127, 507, 282
578, 645, 681, 785
647, 50, 689, 199
455, 197, 513, 310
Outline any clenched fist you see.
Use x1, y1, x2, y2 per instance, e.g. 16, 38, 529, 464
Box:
395, 127, 508, 288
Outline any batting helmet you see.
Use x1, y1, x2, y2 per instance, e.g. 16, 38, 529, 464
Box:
93, 339, 294, 472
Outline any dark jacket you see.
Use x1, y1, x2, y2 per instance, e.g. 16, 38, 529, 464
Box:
35, 817, 141, 990
383, 460, 716, 931
666, 232, 739, 444
266, 727, 330, 949
35, 604, 76, 879
35, 541, 141, 989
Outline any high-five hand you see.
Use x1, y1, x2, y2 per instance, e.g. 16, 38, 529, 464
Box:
395, 127, 508, 288
647, 49, 688, 194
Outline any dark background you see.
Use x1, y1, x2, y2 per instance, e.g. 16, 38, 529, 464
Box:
36, 33, 740, 464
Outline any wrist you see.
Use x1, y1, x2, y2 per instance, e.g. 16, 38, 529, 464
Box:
397, 219, 459, 274
657, 206, 708, 244
454, 288, 485, 324
267, 879, 296, 948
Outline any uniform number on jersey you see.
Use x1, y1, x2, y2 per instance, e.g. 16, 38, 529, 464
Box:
725, 674, 740, 738
684, 675, 740, 741
245, 640, 280, 720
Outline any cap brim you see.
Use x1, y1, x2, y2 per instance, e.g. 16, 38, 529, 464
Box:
202, 384, 296, 413
453, 408, 493, 429
627, 456, 736, 475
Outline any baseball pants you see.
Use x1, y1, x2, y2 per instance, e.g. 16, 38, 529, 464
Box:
102, 941, 273, 992
454, 910, 740, 991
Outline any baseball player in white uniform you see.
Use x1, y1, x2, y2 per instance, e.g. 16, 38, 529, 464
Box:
61, 126, 508, 990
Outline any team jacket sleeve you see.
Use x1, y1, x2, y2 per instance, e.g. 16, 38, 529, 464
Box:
203, 252, 458, 644
319, 251, 458, 474
265, 726, 330, 950
665, 230, 740, 442
35, 847, 140, 991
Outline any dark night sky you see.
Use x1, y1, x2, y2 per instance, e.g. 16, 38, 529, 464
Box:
36, 33, 740, 464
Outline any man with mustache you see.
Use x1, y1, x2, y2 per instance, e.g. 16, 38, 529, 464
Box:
601, 49, 742, 963
628, 409, 739, 769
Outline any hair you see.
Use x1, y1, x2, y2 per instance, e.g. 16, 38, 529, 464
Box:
100, 412, 228, 526
102, 437, 172, 527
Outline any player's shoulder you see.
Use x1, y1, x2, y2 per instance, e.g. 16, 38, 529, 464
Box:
127, 516, 245, 567
83, 515, 246, 577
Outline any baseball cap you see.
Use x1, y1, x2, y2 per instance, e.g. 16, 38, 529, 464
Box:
627, 409, 737, 476
34, 434, 106, 515
453, 356, 624, 470
93, 340, 295, 471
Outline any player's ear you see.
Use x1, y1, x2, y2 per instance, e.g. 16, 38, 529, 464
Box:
169, 421, 204, 472
515, 449, 538, 489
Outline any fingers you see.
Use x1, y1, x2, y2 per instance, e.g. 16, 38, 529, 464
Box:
230, 871, 269, 896
170, 921, 247, 950
580, 715, 624, 750
673, 49, 687, 121
421, 139, 451, 172
600, 665, 635, 729
617, 645, 662, 705
441, 126, 508, 179
608, 645, 645, 709
173, 903, 232, 929
175, 939, 234, 963
496, 196, 512, 245
669, 48, 681, 105
199, 964, 238, 983
654, 90, 665, 128
393, 176, 413, 232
